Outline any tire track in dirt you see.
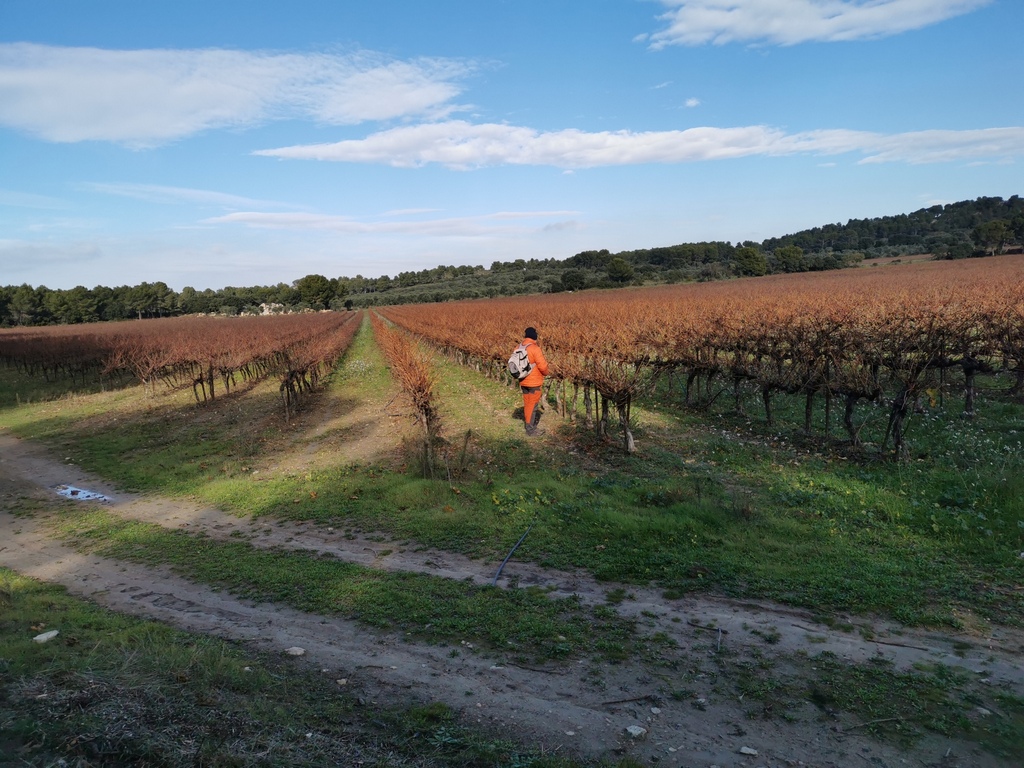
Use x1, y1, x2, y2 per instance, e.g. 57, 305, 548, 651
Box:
2, 430, 1022, 767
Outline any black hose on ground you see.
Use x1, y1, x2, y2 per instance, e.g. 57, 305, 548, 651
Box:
491, 522, 535, 586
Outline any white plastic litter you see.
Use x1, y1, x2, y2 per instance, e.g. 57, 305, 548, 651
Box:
55, 485, 111, 502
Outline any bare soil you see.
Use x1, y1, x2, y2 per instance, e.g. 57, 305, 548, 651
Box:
3, 432, 1022, 768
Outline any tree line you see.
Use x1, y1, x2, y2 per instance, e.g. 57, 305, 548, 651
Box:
4, 195, 1021, 326
761, 195, 1024, 257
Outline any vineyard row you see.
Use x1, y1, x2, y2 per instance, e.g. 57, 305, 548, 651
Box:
0, 312, 363, 419
378, 256, 1024, 455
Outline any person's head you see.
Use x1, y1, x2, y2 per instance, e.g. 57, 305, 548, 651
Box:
524, 327, 538, 340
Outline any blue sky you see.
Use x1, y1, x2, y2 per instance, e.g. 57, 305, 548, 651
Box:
1, 0, 1021, 291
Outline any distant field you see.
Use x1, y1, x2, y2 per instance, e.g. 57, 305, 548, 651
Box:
859, 253, 936, 266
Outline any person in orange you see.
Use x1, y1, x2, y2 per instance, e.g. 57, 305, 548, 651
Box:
518, 326, 550, 436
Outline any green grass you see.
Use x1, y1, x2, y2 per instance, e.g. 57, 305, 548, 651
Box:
44, 507, 637, 664
0, 567, 591, 767
6, 566, 1019, 765
4, 325, 1024, 763
1, 323, 1022, 631
0, 363, 131, 410
728, 652, 1024, 760
811, 655, 1019, 757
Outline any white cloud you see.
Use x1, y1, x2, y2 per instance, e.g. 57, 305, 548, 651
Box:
542, 220, 583, 233
0, 240, 102, 277
256, 121, 788, 168
685, 97, 701, 108
783, 127, 1024, 164
645, 0, 992, 48
205, 209, 580, 238
255, 120, 1024, 169
82, 182, 294, 210
0, 43, 472, 146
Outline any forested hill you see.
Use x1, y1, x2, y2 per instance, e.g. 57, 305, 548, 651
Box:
761, 195, 1024, 254
3, 195, 1022, 325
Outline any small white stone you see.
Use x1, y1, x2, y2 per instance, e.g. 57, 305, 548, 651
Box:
284, 646, 306, 656
739, 746, 759, 756
651, 706, 661, 714
625, 725, 648, 739
565, 731, 575, 736
33, 630, 59, 643
336, 679, 348, 686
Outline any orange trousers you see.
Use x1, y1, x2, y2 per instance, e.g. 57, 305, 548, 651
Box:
521, 386, 543, 429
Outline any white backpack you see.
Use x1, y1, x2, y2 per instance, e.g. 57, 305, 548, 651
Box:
507, 342, 533, 380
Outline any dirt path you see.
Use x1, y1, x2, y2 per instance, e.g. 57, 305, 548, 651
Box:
2, 431, 1021, 768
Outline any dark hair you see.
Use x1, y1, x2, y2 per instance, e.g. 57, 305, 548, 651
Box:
524, 327, 538, 340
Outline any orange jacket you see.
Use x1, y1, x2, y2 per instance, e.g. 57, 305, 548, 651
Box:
519, 338, 549, 388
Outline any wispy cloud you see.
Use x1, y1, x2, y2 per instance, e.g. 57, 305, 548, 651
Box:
643, 0, 992, 48
205, 209, 581, 237
794, 127, 1024, 164
380, 207, 444, 217
0, 188, 69, 209
82, 182, 295, 210
0, 239, 102, 276
256, 121, 783, 168
0, 43, 473, 146
255, 120, 1024, 169
685, 97, 701, 108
